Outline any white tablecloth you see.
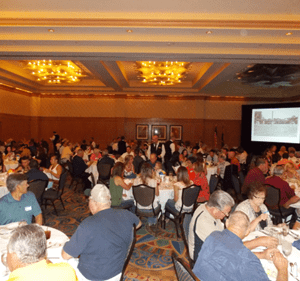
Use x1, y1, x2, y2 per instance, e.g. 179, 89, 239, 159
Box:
86, 163, 98, 184
3, 161, 18, 171
123, 179, 174, 213
0, 186, 8, 199
206, 166, 218, 184
0, 225, 82, 281
243, 229, 300, 280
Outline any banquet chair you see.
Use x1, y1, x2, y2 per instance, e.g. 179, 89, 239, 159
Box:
132, 184, 162, 234
28, 179, 48, 205
43, 171, 68, 216
67, 160, 87, 192
180, 214, 195, 269
97, 163, 112, 186
264, 184, 296, 225
120, 223, 136, 281
164, 184, 201, 239
172, 253, 199, 281
223, 165, 241, 194
28, 179, 48, 223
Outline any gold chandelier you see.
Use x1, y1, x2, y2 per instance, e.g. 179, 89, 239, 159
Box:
25, 60, 86, 84
137, 61, 189, 85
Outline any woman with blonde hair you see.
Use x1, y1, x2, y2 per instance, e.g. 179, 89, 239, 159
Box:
281, 162, 300, 195
124, 154, 135, 178
165, 166, 194, 213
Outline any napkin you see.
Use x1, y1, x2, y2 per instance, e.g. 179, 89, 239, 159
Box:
292, 239, 300, 250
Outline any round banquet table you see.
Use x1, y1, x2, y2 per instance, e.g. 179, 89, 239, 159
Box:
0, 224, 80, 281
3, 161, 18, 171
123, 178, 174, 213
86, 162, 98, 184
243, 228, 300, 281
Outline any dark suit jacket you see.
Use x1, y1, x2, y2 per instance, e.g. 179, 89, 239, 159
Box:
72, 155, 88, 177
133, 155, 144, 174
27, 168, 49, 182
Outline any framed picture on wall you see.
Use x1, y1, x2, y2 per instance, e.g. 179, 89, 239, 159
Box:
170, 125, 182, 140
152, 125, 167, 140
136, 124, 149, 140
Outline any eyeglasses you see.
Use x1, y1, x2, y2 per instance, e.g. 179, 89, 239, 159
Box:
253, 195, 266, 200
219, 209, 230, 217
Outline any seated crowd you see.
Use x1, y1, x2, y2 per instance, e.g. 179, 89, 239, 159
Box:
1, 134, 300, 281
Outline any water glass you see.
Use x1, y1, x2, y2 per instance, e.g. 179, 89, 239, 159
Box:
282, 239, 292, 257
1, 251, 9, 277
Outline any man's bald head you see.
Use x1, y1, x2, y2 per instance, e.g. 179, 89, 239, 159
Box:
226, 211, 250, 238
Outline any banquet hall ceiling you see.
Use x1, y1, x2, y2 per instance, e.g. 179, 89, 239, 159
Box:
1, 0, 300, 99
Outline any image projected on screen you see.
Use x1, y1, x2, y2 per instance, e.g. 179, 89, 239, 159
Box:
251, 108, 300, 143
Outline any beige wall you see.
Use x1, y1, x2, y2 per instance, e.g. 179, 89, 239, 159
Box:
0, 89, 277, 148
38, 96, 246, 120
0, 89, 31, 116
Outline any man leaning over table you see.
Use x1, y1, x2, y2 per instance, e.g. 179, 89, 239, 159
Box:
193, 211, 288, 281
62, 184, 142, 281
6, 224, 78, 281
189, 190, 279, 263
0, 174, 42, 225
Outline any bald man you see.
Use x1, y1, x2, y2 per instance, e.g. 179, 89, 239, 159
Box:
193, 211, 288, 281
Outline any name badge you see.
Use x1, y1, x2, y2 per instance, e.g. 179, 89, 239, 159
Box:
25, 206, 32, 211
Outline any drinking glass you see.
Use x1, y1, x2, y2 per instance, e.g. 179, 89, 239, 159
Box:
1, 250, 9, 277
282, 225, 289, 237
282, 239, 292, 257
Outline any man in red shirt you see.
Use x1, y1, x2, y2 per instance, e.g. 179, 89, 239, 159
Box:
265, 165, 299, 208
242, 157, 268, 196
228, 149, 240, 172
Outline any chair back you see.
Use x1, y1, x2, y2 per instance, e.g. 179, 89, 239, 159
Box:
180, 184, 201, 213
66, 161, 74, 175
97, 163, 112, 181
57, 171, 68, 195
180, 214, 195, 269
28, 180, 48, 204
132, 184, 156, 208
172, 254, 198, 281
120, 224, 136, 280
265, 184, 281, 210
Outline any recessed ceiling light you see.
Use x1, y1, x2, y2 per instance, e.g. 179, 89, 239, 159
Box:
206, 31, 212, 34
126, 29, 133, 33
48, 29, 55, 33
286, 32, 293, 36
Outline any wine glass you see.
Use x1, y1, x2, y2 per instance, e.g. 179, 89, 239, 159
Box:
282, 224, 289, 237
1, 250, 9, 277
282, 239, 292, 257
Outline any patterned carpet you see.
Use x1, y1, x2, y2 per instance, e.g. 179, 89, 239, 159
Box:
44, 176, 189, 281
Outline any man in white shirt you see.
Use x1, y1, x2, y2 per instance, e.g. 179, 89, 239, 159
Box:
217, 154, 230, 179
121, 146, 134, 159
61, 142, 73, 163
147, 135, 165, 163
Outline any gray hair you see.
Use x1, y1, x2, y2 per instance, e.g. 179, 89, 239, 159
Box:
6, 174, 27, 193
207, 190, 235, 210
274, 165, 284, 176
90, 184, 111, 204
7, 224, 47, 264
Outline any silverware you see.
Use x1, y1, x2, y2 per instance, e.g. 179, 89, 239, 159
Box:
259, 230, 270, 236
289, 231, 300, 239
